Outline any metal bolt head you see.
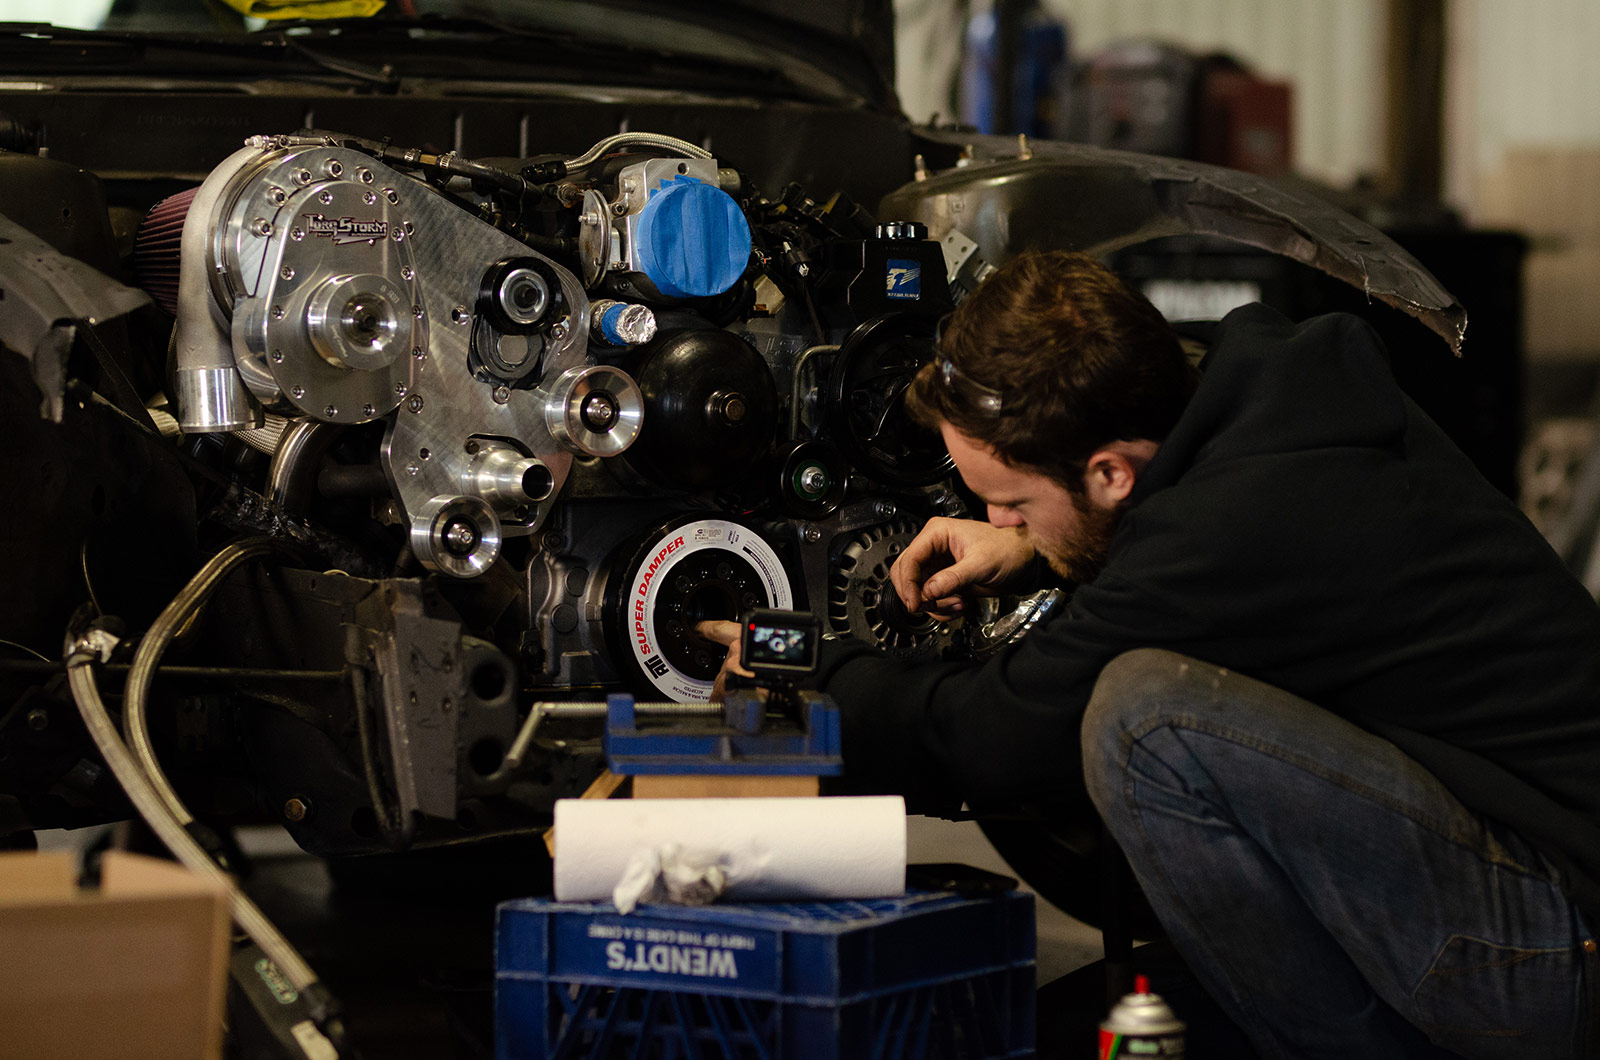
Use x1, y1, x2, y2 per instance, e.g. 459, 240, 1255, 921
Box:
611, 201, 628, 216
325, 160, 342, 177
384, 188, 399, 203
401, 266, 414, 281
492, 385, 512, 404
580, 391, 617, 429
291, 385, 305, 399
357, 167, 374, 184
268, 186, 286, 205
800, 467, 828, 492
294, 168, 313, 185
803, 525, 823, 543
251, 218, 272, 237
283, 797, 310, 822
442, 520, 479, 556
363, 190, 377, 205
708, 391, 746, 425
319, 190, 334, 205
551, 321, 568, 340
25, 708, 48, 732
280, 266, 294, 281
407, 394, 425, 413
291, 227, 305, 241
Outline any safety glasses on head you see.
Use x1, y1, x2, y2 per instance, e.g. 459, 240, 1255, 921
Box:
933, 355, 1008, 416
932, 311, 1009, 416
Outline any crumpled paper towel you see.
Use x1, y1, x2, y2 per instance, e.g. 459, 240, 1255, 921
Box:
553, 796, 906, 908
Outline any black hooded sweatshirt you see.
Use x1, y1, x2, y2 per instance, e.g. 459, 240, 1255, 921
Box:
819, 303, 1600, 923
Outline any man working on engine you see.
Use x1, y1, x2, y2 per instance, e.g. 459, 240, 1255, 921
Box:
701, 249, 1598, 1058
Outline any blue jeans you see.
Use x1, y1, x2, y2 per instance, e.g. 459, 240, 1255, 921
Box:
1082, 648, 1597, 1060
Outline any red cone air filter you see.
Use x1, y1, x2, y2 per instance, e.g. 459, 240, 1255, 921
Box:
133, 186, 198, 316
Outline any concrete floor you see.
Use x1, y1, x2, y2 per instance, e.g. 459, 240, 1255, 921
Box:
906, 814, 1107, 985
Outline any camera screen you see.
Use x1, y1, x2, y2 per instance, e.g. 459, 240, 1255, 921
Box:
741, 610, 820, 674
748, 625, 811, 665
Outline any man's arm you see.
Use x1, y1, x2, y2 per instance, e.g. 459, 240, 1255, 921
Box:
811, 599, 1115, 813
699, 517, 1039, 695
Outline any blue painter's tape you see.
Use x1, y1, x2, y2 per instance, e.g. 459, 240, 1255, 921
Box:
598, 302, 628, 344
635, 178, 752, 299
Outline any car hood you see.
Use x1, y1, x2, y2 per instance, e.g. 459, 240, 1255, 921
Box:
495, 0, 898, 110
0, 0, 900, 112
607, 0, 897, 108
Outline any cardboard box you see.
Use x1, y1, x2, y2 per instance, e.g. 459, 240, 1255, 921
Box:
1477, 147, 1600, 242
1524, 246, 1600, 359
0, 851, 230, 1060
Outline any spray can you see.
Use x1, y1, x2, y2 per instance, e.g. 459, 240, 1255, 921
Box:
1099, 975, 1185, 1058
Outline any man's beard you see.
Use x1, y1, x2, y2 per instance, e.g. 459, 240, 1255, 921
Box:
1034, 491, 1123, 585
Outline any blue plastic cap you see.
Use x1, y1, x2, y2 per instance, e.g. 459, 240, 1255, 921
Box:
635, 178, 752, 299
598, 302, 629, 344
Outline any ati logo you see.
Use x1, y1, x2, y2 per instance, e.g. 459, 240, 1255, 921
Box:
302, 213, 389, 245
885, 259, 921, 300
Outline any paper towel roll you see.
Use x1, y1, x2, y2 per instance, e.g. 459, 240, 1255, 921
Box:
553, 796, 906, 903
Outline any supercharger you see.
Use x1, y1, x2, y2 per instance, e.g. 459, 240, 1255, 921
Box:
166, 134, 644, 578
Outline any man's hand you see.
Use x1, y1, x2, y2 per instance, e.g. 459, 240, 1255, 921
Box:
695, 620, 754, 702
890, 518, 1036, 619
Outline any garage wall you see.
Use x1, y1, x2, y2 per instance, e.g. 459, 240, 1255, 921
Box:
1447, 0, 1600, 360
893, 0, 1387, 187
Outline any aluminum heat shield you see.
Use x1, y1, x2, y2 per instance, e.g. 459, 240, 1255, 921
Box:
0, 213, 150, 421
886, 133, 1467, 354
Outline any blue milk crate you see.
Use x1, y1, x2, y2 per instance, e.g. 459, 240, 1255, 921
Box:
495, 891, 1036, 1060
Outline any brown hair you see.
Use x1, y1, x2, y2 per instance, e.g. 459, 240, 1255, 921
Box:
906, 249, 1192, 489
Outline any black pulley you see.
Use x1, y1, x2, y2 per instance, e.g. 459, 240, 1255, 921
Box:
623, 328, 778, 491
777, 440, 847, 519
827, 313, 954, 487
477, 257, 563, 335
469, 257, 568, 386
